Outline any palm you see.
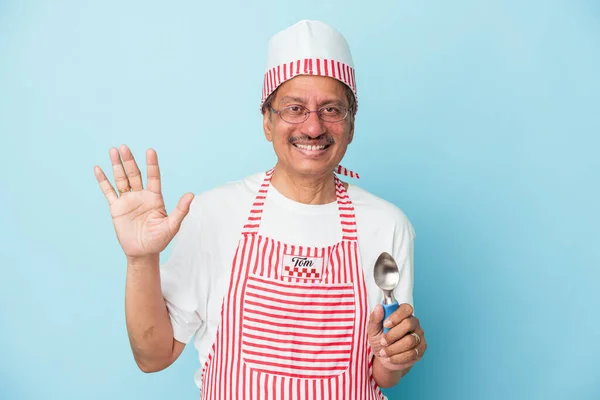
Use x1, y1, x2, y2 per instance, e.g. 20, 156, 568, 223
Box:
94, 145, 194, 259
111, 190, 173, 256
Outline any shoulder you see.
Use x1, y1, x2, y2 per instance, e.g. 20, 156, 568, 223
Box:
172, 171, 266, 243
348, 183, 416, 239
184, 171, 266, 221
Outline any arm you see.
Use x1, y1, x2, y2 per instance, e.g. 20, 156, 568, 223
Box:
94, 145, 195, 373
125, 254, 186, 373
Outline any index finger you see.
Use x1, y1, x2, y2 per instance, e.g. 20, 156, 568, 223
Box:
383, 303, 414, 330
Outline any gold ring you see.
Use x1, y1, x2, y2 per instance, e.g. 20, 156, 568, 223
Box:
411, 332, 421, 346
118, 187, 130, 194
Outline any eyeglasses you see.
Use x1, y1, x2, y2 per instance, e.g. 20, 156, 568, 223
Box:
269, 104, 352, 124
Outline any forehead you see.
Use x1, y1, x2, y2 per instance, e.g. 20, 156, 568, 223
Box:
275, 75, 348, 104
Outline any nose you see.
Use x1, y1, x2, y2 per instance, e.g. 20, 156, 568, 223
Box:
300, 110, 326, 138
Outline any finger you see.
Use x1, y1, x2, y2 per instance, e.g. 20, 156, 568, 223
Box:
119, 144, 143, 191
417, 332, 427, 358
367, 304, 385, 337
381, 304, 414, 343
168, 193, 195, 234
383, 303, 414, 330
110, 147, 130, 195
94, 165, 118, 205
381, 315, 419, 346
146, 148, 161, 194
387, 343, 422, 365
390, 333, 426, 363
379, 328, 423, 358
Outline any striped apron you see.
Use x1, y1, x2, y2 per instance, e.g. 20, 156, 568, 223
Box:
200, 168, 386, 399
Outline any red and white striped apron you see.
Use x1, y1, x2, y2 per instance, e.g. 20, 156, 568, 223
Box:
200, 168, 386, 400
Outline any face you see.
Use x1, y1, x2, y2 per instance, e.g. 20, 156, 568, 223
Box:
263, 75, 355, 179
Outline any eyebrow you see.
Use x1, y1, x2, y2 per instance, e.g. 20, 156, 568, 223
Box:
277, 96, 347, 107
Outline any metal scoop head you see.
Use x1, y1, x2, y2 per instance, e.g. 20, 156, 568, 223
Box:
373, 252, 400, 305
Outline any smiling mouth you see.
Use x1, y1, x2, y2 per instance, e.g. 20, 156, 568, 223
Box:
293, 143, 330, 151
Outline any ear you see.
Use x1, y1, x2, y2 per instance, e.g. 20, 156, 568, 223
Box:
263, 111, 273, 142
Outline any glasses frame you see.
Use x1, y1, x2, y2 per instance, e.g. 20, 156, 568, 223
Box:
269, 104, 352, 124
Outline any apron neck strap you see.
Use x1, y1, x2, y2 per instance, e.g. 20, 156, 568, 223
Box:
241, 167, 358, 241
336, 165, 360, 179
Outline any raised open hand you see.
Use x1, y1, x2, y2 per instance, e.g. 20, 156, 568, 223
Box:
94, 145, 194, 259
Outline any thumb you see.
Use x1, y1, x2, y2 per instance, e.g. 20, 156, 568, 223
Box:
367, 304, 385, 338
168, 193, 195, 233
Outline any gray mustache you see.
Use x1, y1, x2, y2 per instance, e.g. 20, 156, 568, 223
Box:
288, 135, 335, 145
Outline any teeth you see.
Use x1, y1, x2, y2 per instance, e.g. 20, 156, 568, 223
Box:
295, 144, 326, 151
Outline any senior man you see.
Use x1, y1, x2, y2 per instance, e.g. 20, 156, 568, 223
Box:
95, 19, 426, 399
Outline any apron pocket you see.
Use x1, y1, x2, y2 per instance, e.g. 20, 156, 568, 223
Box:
241, 274, 356, 379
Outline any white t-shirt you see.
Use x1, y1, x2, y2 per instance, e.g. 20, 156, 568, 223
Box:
159, 171, 416, 388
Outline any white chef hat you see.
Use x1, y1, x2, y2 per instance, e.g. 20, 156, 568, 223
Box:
261, 20, 358, 111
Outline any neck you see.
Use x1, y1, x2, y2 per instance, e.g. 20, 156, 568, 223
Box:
270, 164, 338, 205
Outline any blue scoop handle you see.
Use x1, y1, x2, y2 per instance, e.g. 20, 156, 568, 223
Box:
382, 301, 399, 333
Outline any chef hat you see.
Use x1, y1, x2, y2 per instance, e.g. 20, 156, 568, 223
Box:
261, 20, 358, 111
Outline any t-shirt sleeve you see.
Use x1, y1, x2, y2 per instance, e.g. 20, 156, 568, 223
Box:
392, 215, 416, 309
159, 199, 204, 344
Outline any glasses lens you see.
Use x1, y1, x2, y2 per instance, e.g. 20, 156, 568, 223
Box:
280, 106, 307, 123
319, 106, 348, 122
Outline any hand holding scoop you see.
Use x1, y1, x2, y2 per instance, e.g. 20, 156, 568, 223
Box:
373, 252, 400, 333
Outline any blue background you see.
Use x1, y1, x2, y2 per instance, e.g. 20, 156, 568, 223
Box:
1, 0, 598, 399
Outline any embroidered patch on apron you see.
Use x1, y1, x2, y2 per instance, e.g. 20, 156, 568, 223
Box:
282, 254, 324, 280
